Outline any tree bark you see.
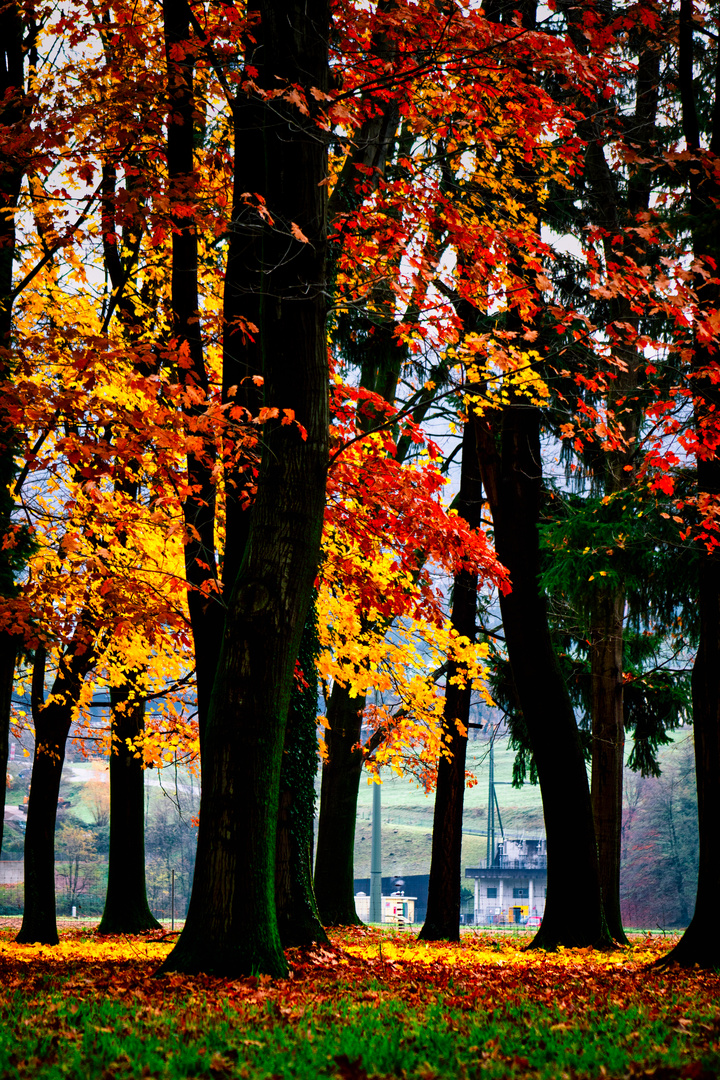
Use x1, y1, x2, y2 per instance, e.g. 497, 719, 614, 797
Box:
0, 1, 29, 863
589, 586, 627, 943
98, 682, 161, 934
314, 682, 366, 926
275, 601, 328, 947
475, 406, 611, 949
419, 419, 481, 941
17, 629, 96, 944
660, 0, 720, 967
98, 147, 160, 934
555, 0, 660, 947
158, 0, 329, 977
221, 3, 264, 594
163, 0, 223, 741
0, 633, 16, 857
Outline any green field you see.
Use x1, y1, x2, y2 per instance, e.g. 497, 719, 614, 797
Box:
352, 735, 545, 879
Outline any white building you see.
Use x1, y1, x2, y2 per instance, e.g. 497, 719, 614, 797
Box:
465, 838, 547, 925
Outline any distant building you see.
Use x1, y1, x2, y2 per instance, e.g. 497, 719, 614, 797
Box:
355, 892, 416, 925
465, 838, 547, 925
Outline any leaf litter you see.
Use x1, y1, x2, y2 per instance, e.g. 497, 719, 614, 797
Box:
0, 924, 718, 1079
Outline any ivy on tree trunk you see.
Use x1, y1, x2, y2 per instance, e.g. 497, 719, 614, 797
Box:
158, 0, 330, 978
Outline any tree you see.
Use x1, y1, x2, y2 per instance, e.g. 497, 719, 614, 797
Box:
17, 630, 98, 943
661, 0, 720, 969
621, 738, 698, 930
55, 823, 98, 915
275, 601, 328, 948
314, 388, 502, 925
98, 685, 160, 933
419, 417, 483, 941
313, 0, 578, 927
159, 0, 330, 977
0, 0, 36, 861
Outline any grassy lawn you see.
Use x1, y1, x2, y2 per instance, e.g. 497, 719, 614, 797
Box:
352, 739, 546, 879
1, 922, 718, 1079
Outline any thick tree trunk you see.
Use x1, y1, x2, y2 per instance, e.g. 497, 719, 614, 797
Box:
0, 3, 27, 863
661, 0, 720, 967
475, 407, 611, 949
221, 6, 264, 593
275, 602, 328, 948
164, 0, 223, 740
555, 1, 661, 948
17, 633, 96, 944
98, 682, 160, 934
419, 420, 481, 942
158, 0, 329, 977
590, 586, 628, 944
661, 487, 720, 967
314, 682, 366, 926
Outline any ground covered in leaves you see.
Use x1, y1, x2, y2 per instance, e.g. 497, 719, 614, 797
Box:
1, 922, 719, 1079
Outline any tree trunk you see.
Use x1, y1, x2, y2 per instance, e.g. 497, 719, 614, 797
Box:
98, 681, 160, 934
163, 0, 223, 741
97, 154, 158, 937
590, 586, 628, 944
475, 406, 611, 949
419, 420, 481, 942
660, 0, 720, 967
0, 2, 28, 863
17, 632, 96, 944
158, 0, 329, 977
275, 601, 329, 948
314, 682, 366, 926
661, 493, 720, 966
0, 633, 16, 857
221, 6, 264, 594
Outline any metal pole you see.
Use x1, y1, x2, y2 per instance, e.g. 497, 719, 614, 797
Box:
486, 740, 495, 867
171, 869, 175, 931
369, 778, 382, 923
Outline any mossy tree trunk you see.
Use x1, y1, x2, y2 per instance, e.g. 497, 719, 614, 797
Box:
158, 0, 329, 977
275, 600, 328, 948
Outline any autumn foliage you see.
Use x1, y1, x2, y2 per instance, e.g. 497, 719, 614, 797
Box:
1, 0, 720, 977
2, 926, 720, 1078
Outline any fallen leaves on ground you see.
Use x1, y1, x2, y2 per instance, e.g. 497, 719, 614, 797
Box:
0, 922, 718, 1079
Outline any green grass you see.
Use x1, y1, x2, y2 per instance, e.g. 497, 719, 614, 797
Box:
3, 974, 719, 1079
2, 929, 719, 1079
352, 738, 545, 879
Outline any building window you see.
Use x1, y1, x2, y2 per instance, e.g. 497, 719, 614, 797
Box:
487, 888, 497, 899
513, 887, 529, 899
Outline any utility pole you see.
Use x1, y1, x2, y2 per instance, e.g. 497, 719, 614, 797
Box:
486, 740, 495, 868
369, 778, 382, 923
